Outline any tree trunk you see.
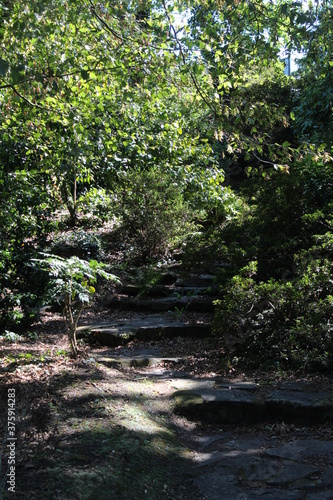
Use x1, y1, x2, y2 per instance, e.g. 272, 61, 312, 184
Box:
61, 179, 77, 226
64, 298, 78, 357
68, 324, 78, 357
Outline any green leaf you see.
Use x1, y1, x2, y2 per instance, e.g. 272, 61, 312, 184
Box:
0, 58, 9, 76
80, 69, 89, 80
11, 64, 26, 84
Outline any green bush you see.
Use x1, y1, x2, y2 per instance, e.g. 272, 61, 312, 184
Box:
0, 244, 49, 332
77, 188, 113, 223
209, 156, 333, 373
193, 159, 332, 280
214, 249, 333, 372
114, 168, 196, 261
181, 187, 249, 273
48, 230, 104, 260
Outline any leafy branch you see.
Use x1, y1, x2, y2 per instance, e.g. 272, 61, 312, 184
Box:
161, 0, 215, 113
32, 254, 120, 356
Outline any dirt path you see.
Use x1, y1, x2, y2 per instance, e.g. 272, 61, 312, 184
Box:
2, 313, 333, 499
0, 321, 205, 499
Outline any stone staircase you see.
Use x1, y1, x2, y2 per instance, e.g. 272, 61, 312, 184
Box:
81, 264, 333, 427
27, 254, 333, 500
107, 272, 217, 313
79, 268, 217, 347
82, 264, 333, 499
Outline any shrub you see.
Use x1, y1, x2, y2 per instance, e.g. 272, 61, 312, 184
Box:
48, 230, 103, 260
77, 187, 113, 223
114, 168, 196, 261
0, 244, 50, 332
181, 188, 249, 272
214, 248, 333, 372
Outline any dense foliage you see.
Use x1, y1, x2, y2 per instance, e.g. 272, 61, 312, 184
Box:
0, 0, 332, 369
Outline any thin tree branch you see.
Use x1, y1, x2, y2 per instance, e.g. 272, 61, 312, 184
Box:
0, 83, 13, 90
252, 152, 282, 166
161, 0, 216, 114
88, 0, 123, 42
10, 85, 49, 110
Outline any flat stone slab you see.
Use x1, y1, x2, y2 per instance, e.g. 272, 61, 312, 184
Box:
174, 388, 266, 424
108, 295, 215, 312
190, 435, 333, 499
266, 440, 333, 465
173, 382, 333, 425
307, 492, 333, 500
78, 316, 211, 347
215, 380, 259, 391
137, 296, 215, 313
116, 284, 212, 298
170, 378, 218, 391
189, 435, 230, 450
246, 460, 320, 487
194, 463, 311, 500
95, 355, 182, 368
176, 274, 215, 288
195, 470, 245, 500
266, 390, 333, 424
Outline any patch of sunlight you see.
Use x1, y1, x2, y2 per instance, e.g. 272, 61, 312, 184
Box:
112, 401, 166, 434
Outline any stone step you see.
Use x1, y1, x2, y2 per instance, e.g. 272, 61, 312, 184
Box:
108, 295, 216, 313
78, 317, 212, 347
116, 272, 218, 297
173, 380, 333, 425
175, 274, 216, 288
95, 355, 182, 368
117, 284, 217, 298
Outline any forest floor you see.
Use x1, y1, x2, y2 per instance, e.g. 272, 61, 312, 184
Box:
2, 306, 333, 499
0, 307, 221, 499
